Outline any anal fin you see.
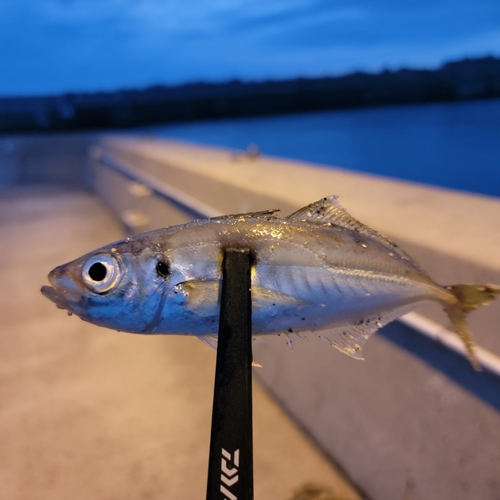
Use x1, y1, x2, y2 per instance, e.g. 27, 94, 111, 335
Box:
312, 303, 416, 360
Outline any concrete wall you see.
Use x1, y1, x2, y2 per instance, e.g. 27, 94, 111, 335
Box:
92, 135, 500, 500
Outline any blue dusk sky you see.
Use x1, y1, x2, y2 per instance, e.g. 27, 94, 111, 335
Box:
1, 0, 499, 96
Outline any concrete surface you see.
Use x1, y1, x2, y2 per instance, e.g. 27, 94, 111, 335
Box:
0, 186, 361, 500
92, 136, 500, 500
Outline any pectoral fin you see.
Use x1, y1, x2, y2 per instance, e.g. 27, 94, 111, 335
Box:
196, 334, 263, 367
175, 279, 308, 316
173, 280, 220, 317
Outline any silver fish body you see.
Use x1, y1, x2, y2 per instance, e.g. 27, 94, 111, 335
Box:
42, 196, 500, 366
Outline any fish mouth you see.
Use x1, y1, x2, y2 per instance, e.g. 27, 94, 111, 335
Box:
41, 285, 70, 310
41, 263, 85, 313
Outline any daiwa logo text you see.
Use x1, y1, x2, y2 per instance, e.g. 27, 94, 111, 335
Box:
220, 448, 239, 499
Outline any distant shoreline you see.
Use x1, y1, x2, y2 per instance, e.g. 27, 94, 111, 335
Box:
1, 56, 499, 134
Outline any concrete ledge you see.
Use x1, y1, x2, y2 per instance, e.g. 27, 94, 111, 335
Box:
97, 135, 500, 353
92, 135, 500, 500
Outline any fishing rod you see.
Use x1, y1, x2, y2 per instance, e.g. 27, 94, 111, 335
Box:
206, 248, 254, 500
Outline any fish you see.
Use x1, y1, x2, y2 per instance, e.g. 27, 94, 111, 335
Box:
41, 195, 500, 370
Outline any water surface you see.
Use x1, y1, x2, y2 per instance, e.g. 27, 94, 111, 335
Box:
145, 98, 500, 198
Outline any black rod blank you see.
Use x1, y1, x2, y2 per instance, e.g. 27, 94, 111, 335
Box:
206, 248, 254, 500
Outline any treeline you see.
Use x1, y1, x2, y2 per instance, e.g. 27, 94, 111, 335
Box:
1, 56, 500, 133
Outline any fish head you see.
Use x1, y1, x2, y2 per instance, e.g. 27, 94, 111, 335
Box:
41, 237, 174, 333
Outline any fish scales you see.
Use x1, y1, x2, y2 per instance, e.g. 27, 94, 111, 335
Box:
41, 195, 500, 370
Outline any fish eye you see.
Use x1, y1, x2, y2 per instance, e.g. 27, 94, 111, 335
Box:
82, 255, 121, 293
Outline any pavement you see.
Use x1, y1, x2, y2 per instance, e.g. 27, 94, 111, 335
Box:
0, 186, 361, 500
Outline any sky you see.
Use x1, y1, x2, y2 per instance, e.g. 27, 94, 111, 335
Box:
1, 0, 499, 96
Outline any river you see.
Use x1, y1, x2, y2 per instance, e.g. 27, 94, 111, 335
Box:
144, 98, 500, 198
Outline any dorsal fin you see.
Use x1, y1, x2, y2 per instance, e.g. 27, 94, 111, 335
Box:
287, 195, 422, 269
210, 208, 279, 221
287, 195, 381, 231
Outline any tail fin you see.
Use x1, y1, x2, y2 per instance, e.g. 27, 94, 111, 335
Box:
444, 284, 500, 371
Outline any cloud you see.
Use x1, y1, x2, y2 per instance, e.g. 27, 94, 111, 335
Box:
0, 0, 499, 95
